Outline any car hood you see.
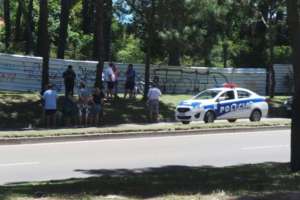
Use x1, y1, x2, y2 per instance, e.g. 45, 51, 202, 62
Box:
178, 99, 214, 108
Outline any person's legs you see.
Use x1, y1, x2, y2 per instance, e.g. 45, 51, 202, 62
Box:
52, 112, 56, 128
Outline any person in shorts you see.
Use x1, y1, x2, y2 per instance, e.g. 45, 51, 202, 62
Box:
112, 63, 120, 99
42, 83, 57, 128
104, 63, 115, 99
124, 64, 136, 99
89, 87, 105, 125
147, 84, 162, 122
78, 82, 90, 126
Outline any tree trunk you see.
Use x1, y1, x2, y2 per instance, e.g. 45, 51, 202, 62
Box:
38, 0, 50, 92
223, 42, 228, 68
4, 0, 11, 50
143, 0, 156, 100
25, 0, 34, 54
82, 0, 94, 34
103, 0, 113, 61
287, 0, 300, 172
168, 48, 181, 66
15, 0, 23, 42
57, 0, 71, 59
94, 0, 104, 88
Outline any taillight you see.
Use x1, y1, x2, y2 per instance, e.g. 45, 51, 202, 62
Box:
265, 98, 272, 104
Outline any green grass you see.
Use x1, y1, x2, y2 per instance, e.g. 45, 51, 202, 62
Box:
0, 92, 191, 129
0, 92, 290, 131
1, 163, 300, 200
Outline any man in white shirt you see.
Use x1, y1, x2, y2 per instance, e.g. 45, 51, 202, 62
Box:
42, 83, 57, 128
147, 84, 162, 122
104, 63, 115, 98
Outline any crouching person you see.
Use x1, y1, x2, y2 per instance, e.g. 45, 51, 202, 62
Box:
43, 83, 57, 128
90, 87, 105, 126
62, 92, 78, 126
147, 84, 162, 123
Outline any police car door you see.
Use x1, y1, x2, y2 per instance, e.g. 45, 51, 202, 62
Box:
216, 90, 238, 119
236, 89, 252, 118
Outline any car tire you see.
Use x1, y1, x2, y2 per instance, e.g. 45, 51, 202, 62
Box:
182, 121, 190, 125
228, 119, 237, 123
204, 111, 215, 123
250, 109, 262, 122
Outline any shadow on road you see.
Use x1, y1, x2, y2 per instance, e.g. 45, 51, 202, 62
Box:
1, 162, 300, 199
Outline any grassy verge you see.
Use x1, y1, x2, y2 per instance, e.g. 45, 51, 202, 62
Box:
0, 91, 290, 129
0, 92, 192, 129
0, 119, 290, 138
1, 162, 300, 200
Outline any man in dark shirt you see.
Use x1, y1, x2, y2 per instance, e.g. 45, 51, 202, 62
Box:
63, 65, 76, 96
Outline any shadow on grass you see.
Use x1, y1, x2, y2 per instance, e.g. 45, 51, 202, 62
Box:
0, 96, 175, 129
1, 162, 300, 199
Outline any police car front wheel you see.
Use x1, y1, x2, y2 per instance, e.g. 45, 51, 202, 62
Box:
250, 109, 262, 122
204, 111, 215, 123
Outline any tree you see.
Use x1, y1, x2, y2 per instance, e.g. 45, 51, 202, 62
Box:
3, 0, 11, 50
104, 0, 113, 61
25, 0, 34, 54
94, 0, 105, 88
57, 0, 72, 59
82, 0, 94, 34
15, 0, 24, 42
287, 0, 300, 172
37, 0, 50, 92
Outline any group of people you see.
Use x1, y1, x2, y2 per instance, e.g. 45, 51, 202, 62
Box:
42, 63, 161, 128
104, 63, 137, 99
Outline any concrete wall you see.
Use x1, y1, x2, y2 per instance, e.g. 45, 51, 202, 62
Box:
0, 53, 267, 95
273, 64, 294, 95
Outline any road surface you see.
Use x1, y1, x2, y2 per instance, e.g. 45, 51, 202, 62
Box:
0, 129, 290, 185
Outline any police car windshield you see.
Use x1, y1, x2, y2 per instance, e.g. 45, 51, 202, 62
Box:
193, 90, 220, 100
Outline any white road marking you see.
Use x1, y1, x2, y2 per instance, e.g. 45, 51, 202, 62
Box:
242, 145, 288, 151
0, 162, 40, 167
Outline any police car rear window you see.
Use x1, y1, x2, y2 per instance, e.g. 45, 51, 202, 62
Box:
237, 90, 251, 99
194, 90, 220, 100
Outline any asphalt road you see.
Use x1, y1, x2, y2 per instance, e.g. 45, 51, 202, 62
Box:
0, 129, 290, 185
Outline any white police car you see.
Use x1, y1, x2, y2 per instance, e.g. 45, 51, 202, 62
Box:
175, 84, 269, 124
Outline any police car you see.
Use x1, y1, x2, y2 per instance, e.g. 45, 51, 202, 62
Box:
175, 84, 269, 124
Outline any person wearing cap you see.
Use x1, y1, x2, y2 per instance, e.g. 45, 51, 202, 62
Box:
147, 84, 162, 122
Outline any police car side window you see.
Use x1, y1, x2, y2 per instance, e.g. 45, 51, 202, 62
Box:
238, 90, 251, 99
220, 91, 235, 101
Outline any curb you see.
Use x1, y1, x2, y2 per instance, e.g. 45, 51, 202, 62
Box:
0, 126, 290, 145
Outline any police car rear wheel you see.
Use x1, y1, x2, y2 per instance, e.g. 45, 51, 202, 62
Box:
182, 121, 190, 124
250, 110, 262, 122
204, 111, 215, 123
228, 119, 237, 123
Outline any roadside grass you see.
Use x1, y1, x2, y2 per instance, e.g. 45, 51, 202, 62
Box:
1, 163, 300, 200
0, 119, 290, 138
0, 92, 191, 129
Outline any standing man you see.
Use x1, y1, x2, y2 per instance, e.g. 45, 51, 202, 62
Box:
112, 63, 120, 99
147, 84, 162, 123
104, 63, 115, 98
63, 65, 76, 96
43, 83, 57, 128
124, 64, 136, 99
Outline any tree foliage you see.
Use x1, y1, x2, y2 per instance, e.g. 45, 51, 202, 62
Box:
0, 0, 292, 68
